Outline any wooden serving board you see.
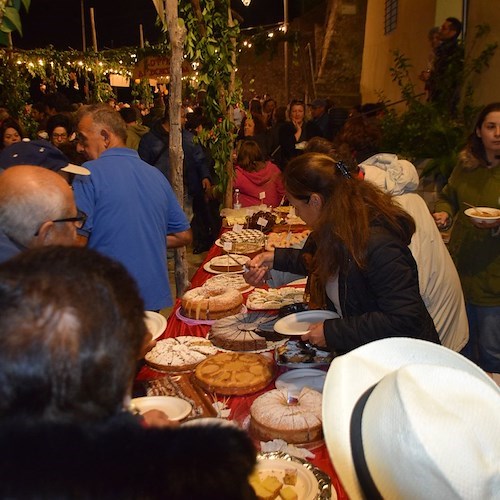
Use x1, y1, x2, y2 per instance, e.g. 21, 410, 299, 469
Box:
139, 373, 217, 419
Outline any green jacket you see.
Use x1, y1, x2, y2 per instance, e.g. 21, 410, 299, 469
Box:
125, 123, 150, 151
435, 150, 500, 306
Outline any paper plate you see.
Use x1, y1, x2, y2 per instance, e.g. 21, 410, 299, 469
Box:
144, 311, 167, 340
275, 368, 327, 393
254, 452, 333, 500
274, 310, 339, 336
131, 396, 192, 421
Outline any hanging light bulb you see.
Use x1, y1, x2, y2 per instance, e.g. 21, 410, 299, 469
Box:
241, 0, 251, 6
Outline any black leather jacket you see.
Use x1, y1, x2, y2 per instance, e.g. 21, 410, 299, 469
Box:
274, 225, 440, 354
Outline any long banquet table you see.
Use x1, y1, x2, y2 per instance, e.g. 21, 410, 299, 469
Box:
136, 243, 348, 500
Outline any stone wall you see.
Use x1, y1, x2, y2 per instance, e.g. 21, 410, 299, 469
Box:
237, 0, 367, 108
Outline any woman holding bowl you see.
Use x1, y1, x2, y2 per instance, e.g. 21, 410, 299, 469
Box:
245, 152, 439, 354
434, 102, 500, 374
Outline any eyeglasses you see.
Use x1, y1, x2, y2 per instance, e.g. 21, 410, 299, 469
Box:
51, 132, 68, 139
34, 209, 88, 236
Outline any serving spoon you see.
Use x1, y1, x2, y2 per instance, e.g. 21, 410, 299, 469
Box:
462, 202, 491, 216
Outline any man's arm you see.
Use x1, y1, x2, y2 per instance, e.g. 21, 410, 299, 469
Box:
167, 229, 192, 249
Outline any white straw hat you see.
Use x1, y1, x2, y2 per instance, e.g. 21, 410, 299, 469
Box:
322, 338, 500, 500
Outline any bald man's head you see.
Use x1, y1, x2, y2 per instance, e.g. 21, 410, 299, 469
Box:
0, 165, 78, 249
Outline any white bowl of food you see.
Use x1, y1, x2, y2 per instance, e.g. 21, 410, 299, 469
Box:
464, 207, 500, 225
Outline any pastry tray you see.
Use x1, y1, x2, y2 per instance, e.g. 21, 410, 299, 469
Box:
134, 373, 217, 419
275, 340, 335, 368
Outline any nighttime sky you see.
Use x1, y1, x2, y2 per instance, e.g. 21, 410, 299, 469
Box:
13, 0, 304, 51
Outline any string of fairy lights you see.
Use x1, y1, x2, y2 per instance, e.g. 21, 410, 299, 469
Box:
0, 16, 296, 92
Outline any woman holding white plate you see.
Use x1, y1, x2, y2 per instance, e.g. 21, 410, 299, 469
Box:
434, 102, 500, 375
244, 152, 440, 354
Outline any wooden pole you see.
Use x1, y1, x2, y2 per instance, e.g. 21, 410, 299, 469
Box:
90, 7, 98, 51
139, 23, 145, 49
81, 0, 86, 52
283, 0, 289, 103
165, 0, 189, 298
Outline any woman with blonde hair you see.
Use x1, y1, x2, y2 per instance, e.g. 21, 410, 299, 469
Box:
245, 152, 439, 354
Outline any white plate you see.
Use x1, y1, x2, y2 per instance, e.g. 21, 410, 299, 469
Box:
255, 457, 319, 500
203, 262, 245, 275
182, 417, 238, 428
131, 396, 192, 421
144, 311, 167, 340
275, 368, 327, 393
274, 310, 339, 336
464, 206, 500, 224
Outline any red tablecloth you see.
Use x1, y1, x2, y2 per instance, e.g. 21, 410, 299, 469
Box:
137, 243, 348, 500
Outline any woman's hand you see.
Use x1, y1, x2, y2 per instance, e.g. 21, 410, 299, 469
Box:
301, 321, 327, 348
243, 251, 274, 286
433, 211, 451, 230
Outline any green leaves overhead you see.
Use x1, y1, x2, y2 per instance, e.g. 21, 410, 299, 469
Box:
0, 0, 30, 43
178, 0, 241, 199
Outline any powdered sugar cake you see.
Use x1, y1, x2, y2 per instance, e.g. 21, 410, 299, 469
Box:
145, 336, 218, 372
249, 387, 323, 444
203, 273, 251, 293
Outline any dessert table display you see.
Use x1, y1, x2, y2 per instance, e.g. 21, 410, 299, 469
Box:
135, 214, 347, 500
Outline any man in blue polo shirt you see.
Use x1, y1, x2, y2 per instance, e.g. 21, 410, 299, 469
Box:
73, 104, 192, 311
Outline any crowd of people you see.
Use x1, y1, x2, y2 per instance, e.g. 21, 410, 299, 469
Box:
0, 77, 498, 375
0, 18, 499, 494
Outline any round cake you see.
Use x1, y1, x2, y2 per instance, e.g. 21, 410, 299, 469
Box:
209, 254, 250, 272
181, 286, 243, 321
145, 336, 218, 372
220, 229, 265, 254
209, 311, 279, 351
194, 352, 274, 395
203, 273, 251, 293
249, 387, 323, 444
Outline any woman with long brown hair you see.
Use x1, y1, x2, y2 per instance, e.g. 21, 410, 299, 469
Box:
244, 152, 439, 353
434, 102, 500, 374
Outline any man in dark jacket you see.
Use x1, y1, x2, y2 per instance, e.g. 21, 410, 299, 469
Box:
428, 17, 464, 114
138, 107, 171, 179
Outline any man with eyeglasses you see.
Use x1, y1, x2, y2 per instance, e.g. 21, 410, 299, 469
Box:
0, 166, 82, 263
